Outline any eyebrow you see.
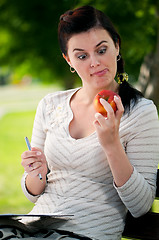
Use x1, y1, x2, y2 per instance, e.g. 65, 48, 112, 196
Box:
73, 40, 108, 52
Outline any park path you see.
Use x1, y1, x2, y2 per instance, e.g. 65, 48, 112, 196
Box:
0, 85, 61, 119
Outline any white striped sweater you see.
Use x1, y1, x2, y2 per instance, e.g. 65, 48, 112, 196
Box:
21, 88, 159, 240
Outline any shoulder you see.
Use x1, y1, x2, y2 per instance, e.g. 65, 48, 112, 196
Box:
130, 97, 158, 118
37, 88, 79, 110
122, 97, 158, 118
120, 97, 159, 145
121, 98, 159, 135
43, 88, 79, 103
121, 97, 159, 129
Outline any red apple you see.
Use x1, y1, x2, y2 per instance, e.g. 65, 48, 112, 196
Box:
94, 90, 119, 117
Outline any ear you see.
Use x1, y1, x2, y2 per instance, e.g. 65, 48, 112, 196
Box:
62, 53, 71, 66
115, 41, 120, 56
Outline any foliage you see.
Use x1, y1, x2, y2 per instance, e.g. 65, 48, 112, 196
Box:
0, 0, 158, 87
0, 0, 78, 86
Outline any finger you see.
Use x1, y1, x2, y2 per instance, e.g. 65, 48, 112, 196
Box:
21, 158, 33, 169
21, 154, 42, 169
28, 168, 42, 178
100, 98, 115, 119
29, 161, 42, 170
114, 95, 124, 120
31, 147, 43, 153
25, 161, 42, 172
94, 112, 108, 128
29, 164, 44, 178
21, 150, 42, 159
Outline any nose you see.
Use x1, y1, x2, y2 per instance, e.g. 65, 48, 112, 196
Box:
90, 55, 100, 68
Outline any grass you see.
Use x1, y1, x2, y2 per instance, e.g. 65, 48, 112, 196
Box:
0, 111, 35, 213
0, 84, 60, 214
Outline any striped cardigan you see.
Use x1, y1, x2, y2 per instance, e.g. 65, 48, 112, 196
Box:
21, 88, 159, 240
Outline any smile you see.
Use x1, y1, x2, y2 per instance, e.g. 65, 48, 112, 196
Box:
91, 68, 108, 77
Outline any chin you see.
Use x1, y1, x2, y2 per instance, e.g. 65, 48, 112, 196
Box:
95, 82, 111, 91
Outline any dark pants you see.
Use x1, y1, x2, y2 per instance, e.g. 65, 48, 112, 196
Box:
0, 227, 92, 240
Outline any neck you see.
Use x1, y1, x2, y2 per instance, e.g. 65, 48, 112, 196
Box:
77, 81, 119, 105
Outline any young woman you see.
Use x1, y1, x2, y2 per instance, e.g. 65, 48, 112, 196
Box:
19, 5, 159, 240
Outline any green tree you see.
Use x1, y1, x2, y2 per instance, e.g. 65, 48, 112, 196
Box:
0, 0, 79, 87
137, 1, 159, 107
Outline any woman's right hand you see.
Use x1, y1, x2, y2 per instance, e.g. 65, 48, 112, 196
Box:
21, 147, 48, 195
21, 147, 48, 180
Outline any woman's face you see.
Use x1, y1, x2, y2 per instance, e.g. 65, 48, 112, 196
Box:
65, 28, 119, 91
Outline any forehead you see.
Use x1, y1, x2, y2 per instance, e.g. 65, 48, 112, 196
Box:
67, 28, 114, 51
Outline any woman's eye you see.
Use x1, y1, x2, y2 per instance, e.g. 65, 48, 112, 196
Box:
78, 54, 87, 60
98, 48, 106, 54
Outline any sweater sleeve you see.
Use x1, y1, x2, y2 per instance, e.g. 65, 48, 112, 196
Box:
115, 99, 159, 217
21, 98, 47, 203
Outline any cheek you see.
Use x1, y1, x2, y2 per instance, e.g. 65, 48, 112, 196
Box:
108, 51, 118, 67
73, 61, 88, 75
112, 57, 118, 75
106, 53, 118, 76
75, 67, 88, 79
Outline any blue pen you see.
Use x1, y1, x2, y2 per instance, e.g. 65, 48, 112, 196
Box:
25, 137, 43, 182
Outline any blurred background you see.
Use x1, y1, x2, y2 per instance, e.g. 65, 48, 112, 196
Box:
0, 0, 159, 217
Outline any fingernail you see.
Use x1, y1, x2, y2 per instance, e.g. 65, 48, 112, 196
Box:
95, 112, 101, 118
114, 95, 119, 100
100, 98, 105, 104
36, 151, 41, 156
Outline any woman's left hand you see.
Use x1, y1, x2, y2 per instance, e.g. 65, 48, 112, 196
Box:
93, 95, 124, 149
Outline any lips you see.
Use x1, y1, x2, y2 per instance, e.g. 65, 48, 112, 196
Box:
91, 68, 108, 77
